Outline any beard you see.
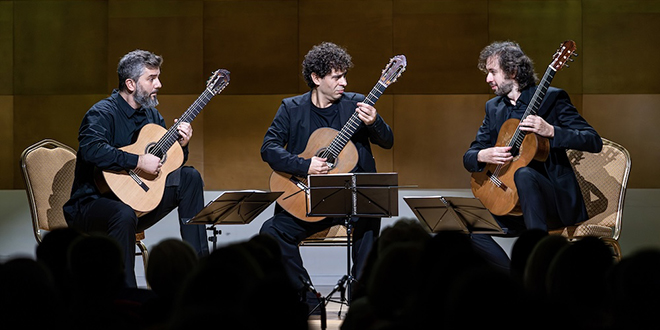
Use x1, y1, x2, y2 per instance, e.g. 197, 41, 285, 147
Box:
493, 79, 514, 97
134, 84, 159, 108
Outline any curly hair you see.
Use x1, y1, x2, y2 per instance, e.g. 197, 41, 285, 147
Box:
478, 41, 538, 90
302, 42, 353, 89
117, 49, 163, 92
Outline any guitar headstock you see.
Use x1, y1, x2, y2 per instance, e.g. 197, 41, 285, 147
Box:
206, 69, 230, 95
379, 55, 407, 87
551, 40, 577, 71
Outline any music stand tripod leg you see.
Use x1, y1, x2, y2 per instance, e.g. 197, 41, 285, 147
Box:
345, 216, 353, 306
323, 217, 352, 316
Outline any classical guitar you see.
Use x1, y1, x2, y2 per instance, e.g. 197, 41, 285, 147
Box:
269, 55, 407, 222
471, 40, 577, 216
96, 69, 230, 216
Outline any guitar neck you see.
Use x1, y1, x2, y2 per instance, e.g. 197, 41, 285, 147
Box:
508, 65, 556, 149
149, 88, 215, 157
324, 82, 388, 158
523, 66, 556, 119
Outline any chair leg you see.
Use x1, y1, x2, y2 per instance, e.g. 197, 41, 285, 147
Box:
136, 241, 148, 267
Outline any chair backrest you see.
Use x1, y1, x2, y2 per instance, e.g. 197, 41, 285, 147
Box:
20, 139, 77, 243
567, 138, 631, 240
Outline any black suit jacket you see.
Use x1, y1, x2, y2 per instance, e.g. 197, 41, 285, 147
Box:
463, 86, 602, 226
261, 91, 394, 177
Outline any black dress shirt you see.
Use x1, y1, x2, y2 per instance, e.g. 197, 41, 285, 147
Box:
63, 90, 188, 222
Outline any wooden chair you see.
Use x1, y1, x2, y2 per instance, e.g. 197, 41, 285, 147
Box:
20, 139, 148, 266
549, 138, 631, 260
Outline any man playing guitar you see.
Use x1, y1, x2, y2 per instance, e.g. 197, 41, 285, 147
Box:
260, 42, 394, 313
464, 41, 602, 272
64, 49, 209, 288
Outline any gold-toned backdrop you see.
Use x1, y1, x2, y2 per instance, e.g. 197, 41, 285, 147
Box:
4, 0, 659, 190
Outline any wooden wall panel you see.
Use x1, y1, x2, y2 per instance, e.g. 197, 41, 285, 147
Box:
12, 95, 101, 188
108, 1, 204, 95
371, 96, 395, 174
202, 94, 291, 190
0, 97, 13, 189
393, 94, 490, 189
2, 0, 660, 189
488, 0, 583, 94
583, 0, 660, 94
0, 2, 12, 95
393, 0, 489, 94
583, 94, 660, 188
13, 1, 108, 95
299, 0, 394, 95
203, 1, 299, 95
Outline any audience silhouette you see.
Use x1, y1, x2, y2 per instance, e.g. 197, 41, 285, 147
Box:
3, 217, 657, 329
509, 228, 548, 286
343, 218, 430, 330
141, 238, 199, 328
170, 233, 308, 330
523, 234, 570, 299
0, 257, 64, 329
35, 226, 84, 306
607, 248, 660, 329
67, 233, 154, 329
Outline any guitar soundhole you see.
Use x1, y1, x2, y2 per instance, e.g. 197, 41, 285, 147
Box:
511, 146, 520, 158
327, 156, 337, 169
145, 142, 167, 164
316, 148, 337, 169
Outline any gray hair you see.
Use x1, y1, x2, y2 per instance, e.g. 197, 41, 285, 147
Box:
117, 49, 163, 91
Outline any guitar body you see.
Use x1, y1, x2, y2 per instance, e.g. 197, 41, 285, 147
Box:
470, 118, 550, 216
269, 127, 359, 222
96, 123, 184, 217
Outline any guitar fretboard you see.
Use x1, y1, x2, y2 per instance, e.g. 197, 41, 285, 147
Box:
321, 82, 388, 160
149, 88, 216, 158
508, 66, 557, 153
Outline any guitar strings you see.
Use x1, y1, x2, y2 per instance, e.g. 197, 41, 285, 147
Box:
319, 83, 386, 160
123, 73, 227, 184
134, 85, 216, 178
510, 66, 554, 149
150, 88, 214, 158
491, 66, 554, 187
318, 62, 401, 160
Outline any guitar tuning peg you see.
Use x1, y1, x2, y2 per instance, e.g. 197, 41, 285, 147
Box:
572, 52, 578, 57
564, 63, 570, 68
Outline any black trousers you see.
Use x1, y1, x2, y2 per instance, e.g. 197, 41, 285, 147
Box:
471, 167, 561, 272
259, 208, 381, 294
70, 166, 209, 287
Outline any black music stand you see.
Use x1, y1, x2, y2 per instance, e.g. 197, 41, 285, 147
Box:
187, 190, 282, 251
403, 195, 503, 234
306, 173, 398, 314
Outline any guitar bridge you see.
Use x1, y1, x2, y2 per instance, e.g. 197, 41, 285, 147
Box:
289, 176, 308, 191
281, 176, 308, 201
486, 170, 508, 191
129, 170, 150, 192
